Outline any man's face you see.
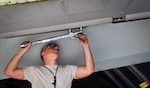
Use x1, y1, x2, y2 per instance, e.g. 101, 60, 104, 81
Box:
44, 45, 59, 54
42, 43, 59, 59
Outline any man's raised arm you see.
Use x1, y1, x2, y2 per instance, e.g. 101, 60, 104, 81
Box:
4, 41, 32, 80
75, 34, 95, 79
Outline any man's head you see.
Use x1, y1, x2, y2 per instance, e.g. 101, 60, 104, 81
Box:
41, 42, 59, 61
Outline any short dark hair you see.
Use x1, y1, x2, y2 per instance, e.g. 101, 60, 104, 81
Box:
40, 42, 59, 61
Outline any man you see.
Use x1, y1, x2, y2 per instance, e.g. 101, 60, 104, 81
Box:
4, 34, 95, 88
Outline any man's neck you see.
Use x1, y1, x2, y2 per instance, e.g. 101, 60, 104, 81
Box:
44, 59, 58, 66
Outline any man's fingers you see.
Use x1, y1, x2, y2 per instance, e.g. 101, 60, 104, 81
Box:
20, 41, 32, 48
77, 34, 88, 43
21, 41, 30, 45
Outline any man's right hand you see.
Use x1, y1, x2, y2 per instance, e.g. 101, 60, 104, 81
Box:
20, 41, 32, 51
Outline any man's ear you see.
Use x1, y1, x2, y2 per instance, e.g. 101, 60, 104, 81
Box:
41, 52, 45, 57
